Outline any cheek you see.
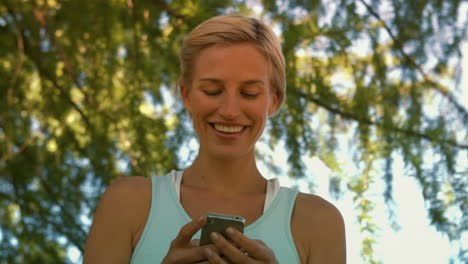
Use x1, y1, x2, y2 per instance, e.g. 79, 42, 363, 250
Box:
257, 99, 272, 117
189, 95, 212, 114
190, 112, 205, 138
189, 97, 217, 125
248, 103, 270, 127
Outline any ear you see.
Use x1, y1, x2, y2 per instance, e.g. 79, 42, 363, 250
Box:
267, 90, 280, 116
180, 85, 192, 113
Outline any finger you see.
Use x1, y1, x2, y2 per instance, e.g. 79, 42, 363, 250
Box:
164, 245, 219, 263
162, 247, 201, 263
225, 227, 273, 260
203, 247, 229, 264
209, 232, 249, 263
171, 216, 206, 248
229, 241, 246, 255
191, 239, 222, 252
191, 239, 200, 247
201, 244, 221, 255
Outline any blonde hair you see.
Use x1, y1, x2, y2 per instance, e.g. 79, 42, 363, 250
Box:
179, 15, 286, 112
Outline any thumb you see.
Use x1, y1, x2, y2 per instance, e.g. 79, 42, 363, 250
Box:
170, 216, 206, 248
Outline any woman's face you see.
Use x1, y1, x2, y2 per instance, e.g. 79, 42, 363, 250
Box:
181, 42, 279, 160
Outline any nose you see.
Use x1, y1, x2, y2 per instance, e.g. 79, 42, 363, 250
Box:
219, 92, 241, 120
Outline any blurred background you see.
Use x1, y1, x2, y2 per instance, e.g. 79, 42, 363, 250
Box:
0, 0, 466, 263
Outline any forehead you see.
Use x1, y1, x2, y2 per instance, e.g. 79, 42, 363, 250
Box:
192, 43, 270, 84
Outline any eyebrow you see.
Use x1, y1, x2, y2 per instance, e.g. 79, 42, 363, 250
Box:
198, 78, 265, 86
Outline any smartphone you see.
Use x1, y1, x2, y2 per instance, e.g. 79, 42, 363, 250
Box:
199, 212, 245, 246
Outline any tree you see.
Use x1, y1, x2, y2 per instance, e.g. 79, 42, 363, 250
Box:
0, 0, 466, 263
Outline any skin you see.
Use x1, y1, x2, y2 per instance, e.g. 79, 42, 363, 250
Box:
83, 43, 346, 264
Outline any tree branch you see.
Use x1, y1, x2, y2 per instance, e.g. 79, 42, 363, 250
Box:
28, 1, 143, 173
358, 0, 468, 121
35, 166, 87, 252
31, 0, 95, 106
0, 192, 12, 201
292, 88, 468, 149
8, 7, 24, 102
2, 5, 26, 167
129, 0, 143, 89
1, 136, 36, 163
22, 35, 93, 130
150, 0, 186, 20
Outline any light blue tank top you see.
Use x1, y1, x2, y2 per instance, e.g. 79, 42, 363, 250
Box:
130, 172, 301, 263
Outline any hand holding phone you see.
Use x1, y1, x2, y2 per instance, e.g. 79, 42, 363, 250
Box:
199, 212, 245, 246
161, 215, 219, 264
199, 214, 279, 263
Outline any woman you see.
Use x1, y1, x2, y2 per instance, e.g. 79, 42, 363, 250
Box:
84, 15, 346, 264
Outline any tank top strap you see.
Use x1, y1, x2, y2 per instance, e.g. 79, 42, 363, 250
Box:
264, 177, 280, 212
130, 172, 189, 264
243, 186, 301, 263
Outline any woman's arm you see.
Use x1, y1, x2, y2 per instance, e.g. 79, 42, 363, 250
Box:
292, 193, 346, 264
83, 177, 151, 264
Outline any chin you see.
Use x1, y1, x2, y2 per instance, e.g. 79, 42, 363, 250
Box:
206, 146, 254, 161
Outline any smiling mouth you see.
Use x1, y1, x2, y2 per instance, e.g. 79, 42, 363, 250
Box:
210, 123, 246, 133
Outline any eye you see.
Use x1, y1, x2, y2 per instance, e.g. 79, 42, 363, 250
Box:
241, 92, 258, 99
203, 90, 221, 96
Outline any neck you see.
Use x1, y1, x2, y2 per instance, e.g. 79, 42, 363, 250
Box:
182, 149, 266, 195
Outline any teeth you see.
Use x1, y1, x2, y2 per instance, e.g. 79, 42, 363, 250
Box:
213, 124, 244, 133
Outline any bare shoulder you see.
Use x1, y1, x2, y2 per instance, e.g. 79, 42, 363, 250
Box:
94, 176, 152, 234
292, 192, 346, 264
83, 176, 152, 264
102, 176, 152, 203
294, 192, 344, 225
95, 176, 152, 224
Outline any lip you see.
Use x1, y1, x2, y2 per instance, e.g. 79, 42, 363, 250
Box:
209, 122, 248, 139
210, 121, 247, 126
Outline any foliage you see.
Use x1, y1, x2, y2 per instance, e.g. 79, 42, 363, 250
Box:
0, 0, 466, 262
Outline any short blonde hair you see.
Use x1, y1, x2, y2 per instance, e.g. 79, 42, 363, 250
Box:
179, 15, 286, 112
